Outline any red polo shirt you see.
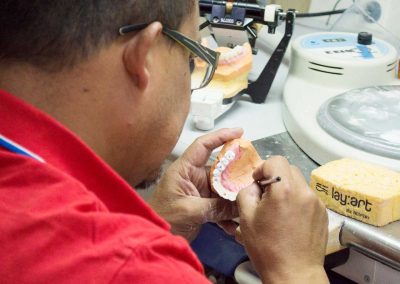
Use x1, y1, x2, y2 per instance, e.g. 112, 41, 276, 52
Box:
0, 89, 209, 283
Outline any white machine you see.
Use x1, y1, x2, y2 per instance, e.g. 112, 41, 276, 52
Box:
322, 0, 400, 49
283, 31, 400, 171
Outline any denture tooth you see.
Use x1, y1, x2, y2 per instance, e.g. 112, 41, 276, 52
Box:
213, 169, 221, 177
225, 150, 235, 161
217, 162, 225, 171
220, 53, 229, 61
221, 158, 229, 166
234, 45, 244, 53
213, 177, 220, 184
232, 51, 240, 57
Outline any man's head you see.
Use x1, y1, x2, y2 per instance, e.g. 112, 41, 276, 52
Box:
0, 1, 198, 186
0, 0, 196, 71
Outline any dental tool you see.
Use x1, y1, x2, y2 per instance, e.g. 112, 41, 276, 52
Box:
258, 176, 281, 190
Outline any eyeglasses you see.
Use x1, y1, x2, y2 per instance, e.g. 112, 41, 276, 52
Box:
119, 23, 220, 90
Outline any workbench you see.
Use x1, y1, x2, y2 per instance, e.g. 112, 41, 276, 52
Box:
172, 21, 400, 283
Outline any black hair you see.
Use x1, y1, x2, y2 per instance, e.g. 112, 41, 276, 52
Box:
0, 0, 195, 71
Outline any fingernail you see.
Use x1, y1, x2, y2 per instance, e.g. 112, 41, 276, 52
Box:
231, 127, 243, 133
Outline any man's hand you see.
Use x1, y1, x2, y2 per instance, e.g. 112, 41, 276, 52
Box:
236, 156, 329, 284
148, 128, 243, 241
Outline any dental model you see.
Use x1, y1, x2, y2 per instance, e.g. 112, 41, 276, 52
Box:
194, 42, 253, 99
210, 138, 262, 201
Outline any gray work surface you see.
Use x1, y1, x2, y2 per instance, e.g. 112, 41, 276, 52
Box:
251, 131, 318, 183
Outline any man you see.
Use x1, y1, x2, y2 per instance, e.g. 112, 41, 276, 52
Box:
0, 1, 329, 283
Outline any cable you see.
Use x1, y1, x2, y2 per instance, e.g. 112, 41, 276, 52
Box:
296, 8, 346, 18
326, 0, 343, 25
326, 0, 355, 25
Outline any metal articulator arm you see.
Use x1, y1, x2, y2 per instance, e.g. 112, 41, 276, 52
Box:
246, 9, 295, 103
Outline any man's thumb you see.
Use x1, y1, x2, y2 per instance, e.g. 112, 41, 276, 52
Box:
236, 182, 261, 220
197, 198, 238, 223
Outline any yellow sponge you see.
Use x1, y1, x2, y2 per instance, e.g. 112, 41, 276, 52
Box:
310, 158, 400, 226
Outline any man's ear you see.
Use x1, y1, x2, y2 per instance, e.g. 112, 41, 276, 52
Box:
123, 22, 163, 91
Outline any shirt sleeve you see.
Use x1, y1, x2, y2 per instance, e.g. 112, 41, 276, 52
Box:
0, 156, 209, 283
110, 235, 211, 283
